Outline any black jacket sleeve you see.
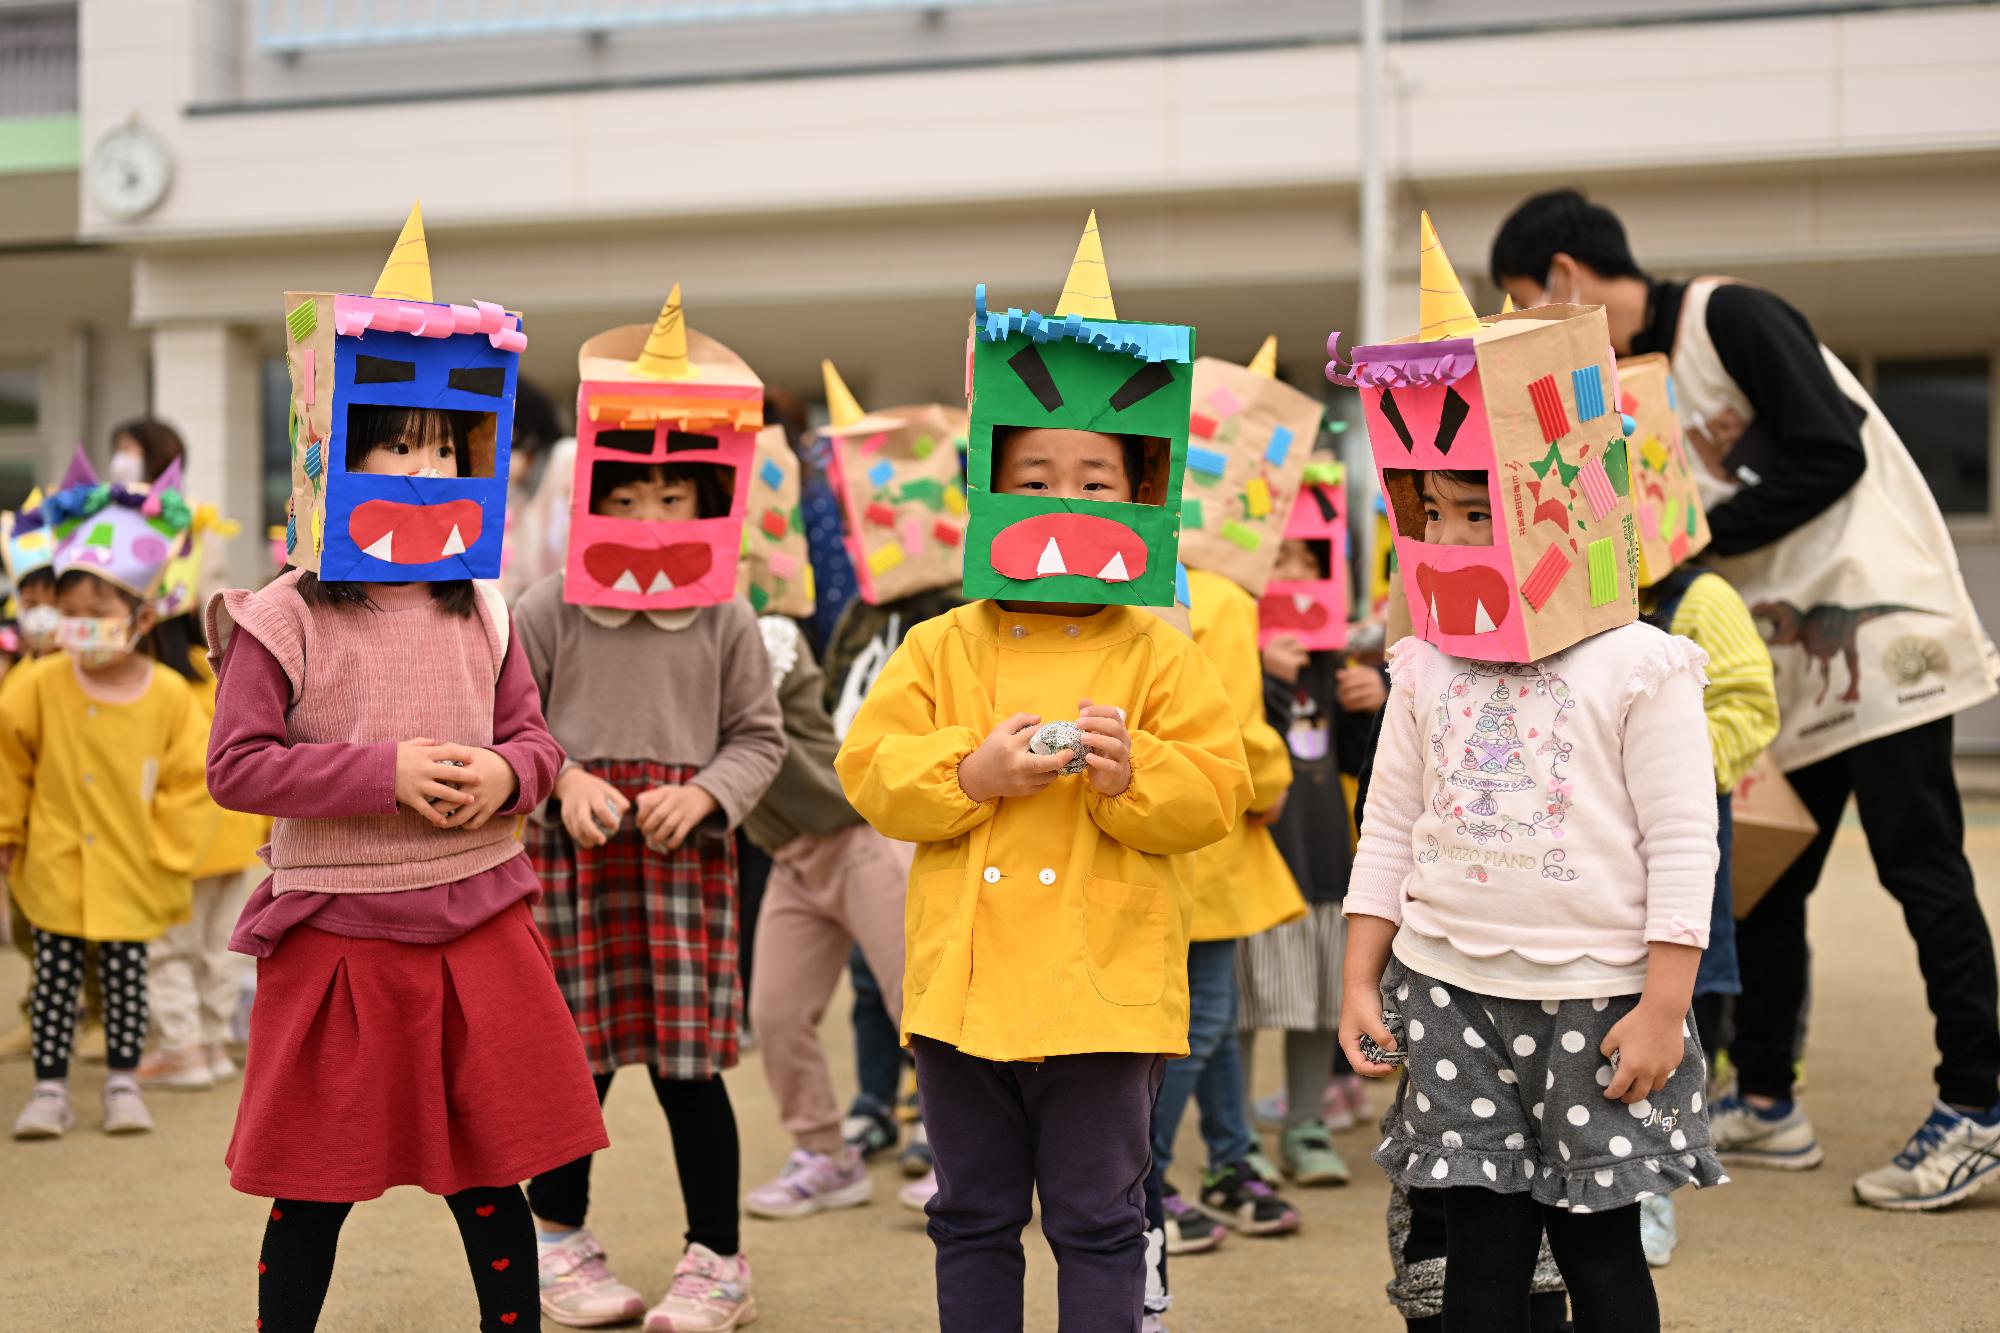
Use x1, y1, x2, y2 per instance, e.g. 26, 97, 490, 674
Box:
1701, 284, 1868, 556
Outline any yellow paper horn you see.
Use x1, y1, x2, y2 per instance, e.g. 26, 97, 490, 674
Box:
1246, 334, 1279, 379
1416, 211, 1479, 342
633, 283, 693, 380
372, 202, 434, 304
1500, 294, 1516, 315
1053, 210, 1116, 321
821, 360, 866, 429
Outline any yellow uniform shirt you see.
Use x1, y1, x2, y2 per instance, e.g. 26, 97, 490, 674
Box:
1182, 568, 1306, 941
0, 655, 211, 941
184, 645, 272, 880
837, 601, 1252, 1062
1642, 571, 1779, 793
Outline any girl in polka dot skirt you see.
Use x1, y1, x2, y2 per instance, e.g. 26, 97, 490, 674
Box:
1339, 470, 1727, 1333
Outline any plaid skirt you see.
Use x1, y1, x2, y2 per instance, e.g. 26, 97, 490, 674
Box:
528, 760, 742, 1081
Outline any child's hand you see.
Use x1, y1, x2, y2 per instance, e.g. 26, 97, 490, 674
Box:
438, 748, 519, 831
557, 768, 629, 850
1076, 700, 1132, 798
1262, 635, 1309, 684
395, 739, 482, 828
1339, 984, 1400, 1077
0, 845, 15, 877
957, 714, 1068, 804
1336, 664, 1389, 713
636, 784, 719, 852
1245, 793, 1287, 827
1601, 1000, 1686, 1104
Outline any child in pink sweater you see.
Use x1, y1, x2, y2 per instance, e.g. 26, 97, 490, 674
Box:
1340, 469, 1726, 1333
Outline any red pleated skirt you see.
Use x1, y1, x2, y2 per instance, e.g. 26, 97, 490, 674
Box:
225, 900, 609, 1203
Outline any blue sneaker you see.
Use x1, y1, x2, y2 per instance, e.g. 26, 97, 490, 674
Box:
1709, 1093, 1823, 1169
841, 1094, 897, 1160
1853, 1101, 2000, 1212
1638, 1193, 1677, 1267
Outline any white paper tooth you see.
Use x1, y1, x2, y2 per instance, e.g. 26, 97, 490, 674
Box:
1036, 537, 1067, 576
361, 532, 394, 562
1428, 595, 1440, 627
647, 570, 673, 594
613, 570, 642, 594
1473, 600, 1497, 634
1293, 593, 1314, 614
440, 525, 466, 556
1097, 551, 1130, 581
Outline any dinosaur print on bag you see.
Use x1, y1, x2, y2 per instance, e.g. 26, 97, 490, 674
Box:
1752, 600, 1944, 706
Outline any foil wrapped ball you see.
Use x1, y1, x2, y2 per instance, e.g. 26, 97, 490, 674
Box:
1029, 720, 1090, 776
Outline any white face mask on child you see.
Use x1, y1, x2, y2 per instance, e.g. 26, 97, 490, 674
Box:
56, 614, 134, 669
17, 604, 60, 649
108, 451, 148, 488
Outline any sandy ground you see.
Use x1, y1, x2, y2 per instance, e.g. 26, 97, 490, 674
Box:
3, 810, 1998, 1332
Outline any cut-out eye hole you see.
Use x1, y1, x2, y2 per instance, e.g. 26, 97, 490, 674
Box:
1007, 344, 1063, 412
1109, 361, 1175, 412
595, 429, 655, 455
448, 367, 507, 397
1435, 388, 1470, 455
666, 431, 719, 453
1377, 388, 1416, 452
354, 355, 415, 385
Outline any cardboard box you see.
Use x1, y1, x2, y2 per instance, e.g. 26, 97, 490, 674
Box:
1729, 752, 1820, 918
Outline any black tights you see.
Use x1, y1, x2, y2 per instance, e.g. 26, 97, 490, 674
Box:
30, 929, 146, 1078
526, 1067, 741, 1256
258, 1185, 536, 1332
1441, 1188, 1657, 1333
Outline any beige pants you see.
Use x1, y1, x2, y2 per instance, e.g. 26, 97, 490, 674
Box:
147, 872, 250, 1052
749, 822, 911, 1156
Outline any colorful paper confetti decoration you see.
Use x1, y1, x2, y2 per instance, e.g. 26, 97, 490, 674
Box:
761, 508, 790, 539
1207, 385, 1242, 418
1220, 520, 1261, 553
286, 299, 316, 344
1244, 476, 1272, 519
911, 434, 937, 459
297, 348, 315, 407
747, 583, 769, 612
1660, 499, 1679, 541
898, 478, 944, 510
901, 514, 927, 555
1528, 440, 1580, 487
1189, 413, 1219, 440
1578, 458, 1617, 520
1187, 445, 1228, 477
1264, 424, 1294, 468
1604, 438, 1629, 495
765, 551, 800, 580
1639, 435, 1668, 471
933, 520, 962, 545
1182, 498, 1205, 530
864, 502, 896, 528
1521, 544, 1571, 611
867, 542, 905, 576
759, 458, 784, 490
1587, 537, 1618, 606
1527, 375, 1569, 443
867, 459, 895, 490
1571, 365, 1607, 422
943, 485, 966, 515
303, 440, 322, 482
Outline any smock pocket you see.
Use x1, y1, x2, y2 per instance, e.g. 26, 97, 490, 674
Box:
1082, 877, 1168, 1007
907, 867, 963, 995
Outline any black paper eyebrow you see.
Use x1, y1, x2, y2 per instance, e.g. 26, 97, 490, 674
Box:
1378, 388, 1416, 452
595, 429, 655, 455
1108, 361, 1175, 411
354, 355, 416, 384
1435, 387, 1470, 455
666, 431, 718, 453
1007, 344, 1064, 412
447, 366, 507, 397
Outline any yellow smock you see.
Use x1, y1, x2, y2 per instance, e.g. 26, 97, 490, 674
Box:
1182, 567, 1306, 941
837, 601, 1252, 1062
184, 645, 272, 879
0, 655, 211, 941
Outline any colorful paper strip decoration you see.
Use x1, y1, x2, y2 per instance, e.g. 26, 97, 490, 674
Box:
864, 501, 896, 528
286, 299, 316, 344
1187, 445, 1228, 477
1264, 424, 1294, 467
758, 458, 784, 490
761, 508, 790, 538
1660, 499, 1679, 540
1640, 435, 1668, 471
1189, 413, 1219, 439
1587, 537, 1618, 606
297, 349, 315, 407
933, 520, 961, 545
911, 434, 937, 459
1521, 544, 1571, 611
867, 542, 905, 575
1182, 498, 1205, 530
766, 551, 798, 579
901, 514, 927, 554
1221, 519, 1261, 552
1207, 385, 1242, 418
1527, 375, 1569, 443
1571, 365, 1607, 422
1244, 476, 1272, 519
1578, 458, 1617, 520
868, 460, 895, 490
1604, 438, 1629, 495
943, 485, 966, 515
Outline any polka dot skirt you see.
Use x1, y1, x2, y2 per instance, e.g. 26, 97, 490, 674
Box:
1373, 958, 1729, 1212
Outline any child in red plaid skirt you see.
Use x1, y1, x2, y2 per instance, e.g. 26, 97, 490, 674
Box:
513, 458, 786, 1333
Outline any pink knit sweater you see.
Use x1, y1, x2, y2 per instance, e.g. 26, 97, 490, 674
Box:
206, 573, 529, 895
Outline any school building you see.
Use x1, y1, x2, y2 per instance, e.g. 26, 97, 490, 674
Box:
2, 0, 1997, 741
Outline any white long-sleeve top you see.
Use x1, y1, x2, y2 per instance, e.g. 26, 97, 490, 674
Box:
1346, 624, 1719, 1000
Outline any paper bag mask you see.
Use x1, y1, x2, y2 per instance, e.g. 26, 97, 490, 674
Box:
818, 360, 969, 605
1179, 336, 1322, 597
1329, 213, 1639, 663
964, 211, 1195, 607
568, 285, 763, 610
1616, 352, 1713, 587
1728, 752, 1819, 919
737, 426, 814, 617
1258, 458, 1349, 650
283, 204, 523, 580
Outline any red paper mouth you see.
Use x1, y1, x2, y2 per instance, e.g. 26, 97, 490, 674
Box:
1257, 590, 1331, 633
582, 541, 715, 596
1414, 562, 1512, 637
990, 512, 1148, 584
348, 499, 483, 566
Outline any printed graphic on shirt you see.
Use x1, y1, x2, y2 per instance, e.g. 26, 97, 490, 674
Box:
1428, 663, 1576, 853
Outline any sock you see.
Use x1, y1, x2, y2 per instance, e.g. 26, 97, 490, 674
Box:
537, 1226, 579, 1247
1751, 1099, 1794, 1121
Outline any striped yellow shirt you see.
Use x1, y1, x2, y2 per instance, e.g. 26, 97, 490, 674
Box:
1644, 571, 1779, 793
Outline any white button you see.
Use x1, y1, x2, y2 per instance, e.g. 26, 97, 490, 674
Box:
1010, 624, 1027, 639
1038, 868, 1056, 885
86, 706, 97, 719
83, 835, 95, 846
1064, 624, 1080, 637
982, 866, 1001, 884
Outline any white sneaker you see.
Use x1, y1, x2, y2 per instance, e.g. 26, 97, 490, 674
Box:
1853, 1102, 2000, 1212
207, 1044, 240, 1082
899, 1169, 938, 1213
1638, 1193, 1677, 1267
538, 1227, 647, 1328
101, 1076, 154, 1134
1709, 1094, 1823, 1169
13, 1081, 74, 1139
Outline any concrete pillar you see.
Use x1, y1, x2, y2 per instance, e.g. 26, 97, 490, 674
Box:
150, 322, 265, 590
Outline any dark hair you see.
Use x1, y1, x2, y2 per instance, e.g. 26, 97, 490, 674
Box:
588, 461, 733, 519
110, 418, 186, 483
140, 613, 203, 682
1488, 189, 1647, 288
347, 405, 476, 477
294, 570, 477, 618
1421, 469, 1491, 497
54, 567, 141, 611
511, 377, 561, 460
16, 567, 53, 596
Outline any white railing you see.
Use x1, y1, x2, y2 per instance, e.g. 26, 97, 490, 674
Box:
0, 11, 78, 118
255, 0, 1031, 54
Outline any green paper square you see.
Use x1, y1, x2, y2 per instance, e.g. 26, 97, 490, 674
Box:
911, 434, 937, 459
286, 299, 316, 344
1604, 437, 1629, 496
1183, 498, 1205, 530
1587, 536, 1617, 606
747, 582, 768, 613
1220, 519, 1260, 552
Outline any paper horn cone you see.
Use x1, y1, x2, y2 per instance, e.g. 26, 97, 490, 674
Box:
372, 203, 434, 304
1416, 211, 1479, 342
633, 283, 693, 380
1053, 209, 1116, 320
1500, 294, 1516, 315
821, 360, 866, 429
1247, 334, 1279, 379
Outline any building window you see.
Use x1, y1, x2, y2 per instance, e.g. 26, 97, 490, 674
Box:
0, 366, 38, 428
1872, 357, 1993, 518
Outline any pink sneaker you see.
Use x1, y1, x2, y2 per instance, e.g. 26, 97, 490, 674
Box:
137, 1045, 215, 1091
898, 1169, 938, 1214
538, 1228, 646, 1328
1322, 1074, 1369, 1133
745, 1147, 872, 1220
645, 1244, 756, 1332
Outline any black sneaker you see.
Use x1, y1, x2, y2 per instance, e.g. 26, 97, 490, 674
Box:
1162, 1184, 1226, 1255
1199, 1161, 1301, 1236
841, 1094, 897, 1159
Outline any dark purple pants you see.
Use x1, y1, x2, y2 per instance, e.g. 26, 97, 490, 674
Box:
912, 1036, 1165, 1333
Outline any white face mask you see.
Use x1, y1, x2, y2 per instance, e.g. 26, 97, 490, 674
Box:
108, 450, 148, 487
17, 603, 60, 648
